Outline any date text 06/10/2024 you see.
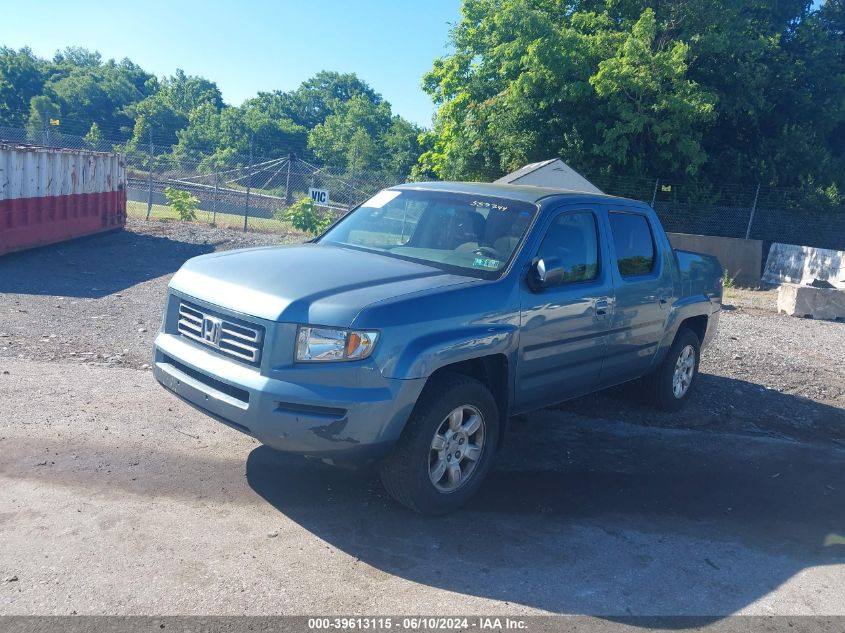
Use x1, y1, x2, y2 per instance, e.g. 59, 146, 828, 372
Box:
307, 617, 528, 630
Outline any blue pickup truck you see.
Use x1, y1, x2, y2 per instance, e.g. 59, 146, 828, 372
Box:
154, 182, 722, 513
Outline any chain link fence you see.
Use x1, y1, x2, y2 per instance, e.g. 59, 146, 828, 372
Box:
2, 123, 844, 252
592, 175, 845, 254
124, 150, 396, 234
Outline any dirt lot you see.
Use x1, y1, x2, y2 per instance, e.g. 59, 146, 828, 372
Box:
1, 221, 843, 617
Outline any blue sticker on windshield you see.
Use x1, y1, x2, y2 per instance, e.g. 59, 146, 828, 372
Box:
473, 257, 501, 270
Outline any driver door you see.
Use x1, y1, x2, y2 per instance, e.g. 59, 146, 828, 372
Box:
515, 207, 614, 412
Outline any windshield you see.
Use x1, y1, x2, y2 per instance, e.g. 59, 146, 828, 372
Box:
318, 189, 537, 278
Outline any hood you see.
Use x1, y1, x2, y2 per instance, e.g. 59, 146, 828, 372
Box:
168, 243, 478, 325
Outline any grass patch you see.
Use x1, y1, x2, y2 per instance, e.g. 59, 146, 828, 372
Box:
127, 200, 185, 222
126, 200, 298, 235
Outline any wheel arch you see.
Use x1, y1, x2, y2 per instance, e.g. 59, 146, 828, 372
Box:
677, 314, 708, 345
425, 354, 511, 447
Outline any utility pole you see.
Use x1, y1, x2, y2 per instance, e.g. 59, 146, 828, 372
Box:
145, 129, 154, 221
243, 136, 253, 232
745, 183, 761, 240
650, 178, 660, 208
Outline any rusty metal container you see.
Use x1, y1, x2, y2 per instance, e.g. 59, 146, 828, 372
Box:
0, 142, 126, 255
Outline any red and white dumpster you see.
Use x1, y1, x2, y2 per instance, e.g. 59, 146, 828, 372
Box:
0, 142, 126, 256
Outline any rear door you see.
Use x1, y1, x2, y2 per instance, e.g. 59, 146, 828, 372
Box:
600, 208, 674, 385
515, 206, 614, 411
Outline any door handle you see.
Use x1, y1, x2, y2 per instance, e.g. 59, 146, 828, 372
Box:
658, 290, 671, 306
594, 297, 610, 320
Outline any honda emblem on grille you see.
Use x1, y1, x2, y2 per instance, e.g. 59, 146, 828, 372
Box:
201, 315, 222, 346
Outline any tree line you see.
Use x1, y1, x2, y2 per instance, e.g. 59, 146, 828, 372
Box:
1, 0, 843, 206
0, 46, 422, 180
419, 0, 844, 206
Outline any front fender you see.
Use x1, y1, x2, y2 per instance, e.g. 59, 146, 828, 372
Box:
380, 324, 519, 380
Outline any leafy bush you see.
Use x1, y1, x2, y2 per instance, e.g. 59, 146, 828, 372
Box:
164, 186, 200, 221
280, 197, 334, 235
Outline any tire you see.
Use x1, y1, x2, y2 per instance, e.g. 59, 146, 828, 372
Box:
644, 327, 701, 412
379, 373, 499, 514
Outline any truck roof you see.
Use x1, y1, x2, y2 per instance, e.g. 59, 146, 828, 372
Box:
391, 181, 642, 207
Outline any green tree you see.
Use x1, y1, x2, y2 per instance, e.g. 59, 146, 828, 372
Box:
588, 9, 716, 176
26, 95, 60, 142
173, 100, 308, 165
159, 69, 224, 114
282, 71, 383, 128
52, 46, 102, 69
171, 101, 222, 162
0, 47, 46, 127
84, 121, 102, 148
164, 186, 200, 221
1, 47, 422, 183
48, 61, 142, 137
420, 0, 845, 194
382, 117, 423, 180
124, 69, 223, 152
281, 196, 333, 235
308, 94, 393, 172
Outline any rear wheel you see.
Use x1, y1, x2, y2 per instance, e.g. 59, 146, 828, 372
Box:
379, 373, 499, 514
644, 328, 701, 412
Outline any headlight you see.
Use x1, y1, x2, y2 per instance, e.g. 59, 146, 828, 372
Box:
295, 326, 379, 362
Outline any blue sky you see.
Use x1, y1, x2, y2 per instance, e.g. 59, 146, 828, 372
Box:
3, 0, 461, 127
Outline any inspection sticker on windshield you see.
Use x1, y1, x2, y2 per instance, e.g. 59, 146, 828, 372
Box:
362, 190, 401, 208
473, 257, 500, 270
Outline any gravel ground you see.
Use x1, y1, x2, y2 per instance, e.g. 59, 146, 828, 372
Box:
723, 286, 781, 311
0, 219, 301, 370
1, 359, 843, 616
1, 220, 842, 447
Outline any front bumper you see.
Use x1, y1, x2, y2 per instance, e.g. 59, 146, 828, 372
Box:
153, 332, 425, 460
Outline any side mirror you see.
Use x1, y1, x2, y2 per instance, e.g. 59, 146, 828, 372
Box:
528, 256, 564, 292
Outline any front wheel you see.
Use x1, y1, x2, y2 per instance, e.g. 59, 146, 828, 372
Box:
644, 328, 701, 412
379, 373, 499, 514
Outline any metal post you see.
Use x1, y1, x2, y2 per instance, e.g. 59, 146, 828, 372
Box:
212, 167, 219, 226
284, 152, 293, 205
745, 183, 761, 240
349, 145, 358, 204
650, 178, 659, 208
145, 129, 154, 221
243, 137, 253, 232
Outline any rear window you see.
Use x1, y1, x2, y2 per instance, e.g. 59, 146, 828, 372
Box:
609, 212, 655, 277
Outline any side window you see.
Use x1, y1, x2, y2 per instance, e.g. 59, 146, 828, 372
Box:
537, 212, 599, 284
609, 212, 655, 277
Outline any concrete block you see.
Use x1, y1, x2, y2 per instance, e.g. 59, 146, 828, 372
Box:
777, 283, 845, 320
764, 243, 845, 288
668, 233, 762, 286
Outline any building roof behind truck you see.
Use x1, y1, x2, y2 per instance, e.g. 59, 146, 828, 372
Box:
391, 181, 639, 207
493, 158, 603, 194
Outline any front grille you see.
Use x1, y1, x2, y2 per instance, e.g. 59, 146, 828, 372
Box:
177, 301, 264, 366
